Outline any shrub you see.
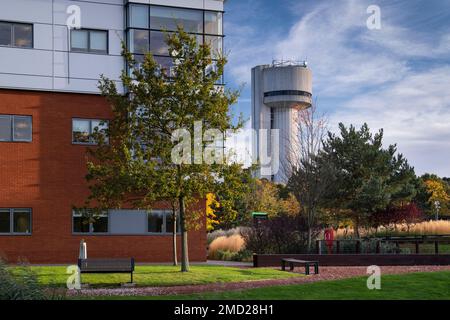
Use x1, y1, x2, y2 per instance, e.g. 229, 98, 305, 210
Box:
208, 234, 245, 260
241, 215, 319, 254
0, 261, 47, 300
207, 227, 247, 245
212, 249, 253, 262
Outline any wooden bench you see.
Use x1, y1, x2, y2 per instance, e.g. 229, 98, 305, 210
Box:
281, 258, 319, 275
78, 258, 135, 283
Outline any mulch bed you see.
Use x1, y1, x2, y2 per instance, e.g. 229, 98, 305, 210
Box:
67, 265, 450, 297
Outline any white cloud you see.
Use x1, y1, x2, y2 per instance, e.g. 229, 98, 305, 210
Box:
226, 0, 450, 176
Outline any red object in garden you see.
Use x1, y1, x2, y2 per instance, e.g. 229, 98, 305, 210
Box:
324, 228, 334, 253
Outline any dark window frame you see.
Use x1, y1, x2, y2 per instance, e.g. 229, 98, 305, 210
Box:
72, 209, 109, 234
0, 21, 33, 49
0, 208, 32, 235
125, 4, 225, 84
72, 118, 109, 145
0, 114, 33, 143
70, 28, 109, 55
147, 210, 181, 234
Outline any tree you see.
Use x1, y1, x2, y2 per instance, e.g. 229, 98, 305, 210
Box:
211, 166, 255, 230
320, 123, 417, 237
86, 28, 244, 272
287, 103, 336, 252
424, 178, 450, 218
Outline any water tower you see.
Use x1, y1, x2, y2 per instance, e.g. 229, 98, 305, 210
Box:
252, 60, 312, 183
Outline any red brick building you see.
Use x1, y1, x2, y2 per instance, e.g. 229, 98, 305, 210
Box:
0, 89, 207, 264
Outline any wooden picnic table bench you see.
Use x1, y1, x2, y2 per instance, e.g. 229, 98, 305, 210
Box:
78, 258, 135, 283
281, 258, 319, 275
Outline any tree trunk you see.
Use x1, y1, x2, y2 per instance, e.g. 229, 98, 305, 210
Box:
179, 196, 190, 272
307, 227, 312, 253
172, 209, 178, 266
354, 218, 360, 239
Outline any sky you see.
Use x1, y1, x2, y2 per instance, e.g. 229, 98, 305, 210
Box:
223, 0, 450, 177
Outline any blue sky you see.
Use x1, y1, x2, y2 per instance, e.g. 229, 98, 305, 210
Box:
223, 0, 450, 176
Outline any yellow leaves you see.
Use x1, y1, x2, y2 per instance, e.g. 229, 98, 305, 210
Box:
206, 193, 220, 231
425, 179, 450, 204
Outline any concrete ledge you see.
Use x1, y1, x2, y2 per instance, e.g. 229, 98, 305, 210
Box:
253, 254, 450, 267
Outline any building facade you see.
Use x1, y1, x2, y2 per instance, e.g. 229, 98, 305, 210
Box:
0, 0, 224, 264
252, 61, 312, 184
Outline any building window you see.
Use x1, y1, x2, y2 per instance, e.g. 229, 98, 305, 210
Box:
126, 5, 223, 82
0, 115, 32, 142
0, 22, 33, 48
0, 209, 32, 234
129, 4, 149, 29
72, 118, 108, 145
71, 29, 108, 54
150, 6, 203, 33
72, 210, 108, 234
148, 210, 180, 234
205, 11, 223, 35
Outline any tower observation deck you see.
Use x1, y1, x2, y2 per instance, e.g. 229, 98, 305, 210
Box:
252, 60, 312, 183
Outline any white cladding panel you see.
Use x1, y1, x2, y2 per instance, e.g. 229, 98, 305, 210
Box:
0, 0, 124, 94
0, 47, 53, 76
0, 0, 222, 94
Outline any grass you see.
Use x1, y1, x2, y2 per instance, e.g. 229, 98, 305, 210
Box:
94, 271, 450, 300
9, 265, 301, 288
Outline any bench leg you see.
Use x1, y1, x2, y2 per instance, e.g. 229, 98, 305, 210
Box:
305, 264, 310, 275
282, 260, 286, 271
314, 263, 319, 275
290, 263, 294, 271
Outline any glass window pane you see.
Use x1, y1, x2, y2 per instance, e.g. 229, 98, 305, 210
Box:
205, 36, 223, 59
90, 31, 107, 53
165, 212, 180, 233
73, 216, 90, 233
205, 11, 222, 35
151, 6, 203, 33
71, 30, 88, 51
148, 211, 164, 233
13, 24, 32, 48
91, 120, 108, 144
13, 209, 31, 234
92, 215, 108, 233
0, 115, 12, 141
0, 23, 12, 46
72, 119, 90, 143
129, 4, 149, 28
129, 29, 149, 54
13, 116, 32, 141
150, 31, 169, 56
0, 210, 10, 233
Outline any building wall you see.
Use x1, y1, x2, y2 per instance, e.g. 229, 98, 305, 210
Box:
0, 0, 224, 94
0, 89, 207, 264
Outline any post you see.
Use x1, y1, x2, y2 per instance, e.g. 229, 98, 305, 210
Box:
316, 240, 321, 255
336, 240, 340, 254
356, 240, 361, 254
435, 241, 439, 254
415, 241, 419, 254
376, 240, 381, 254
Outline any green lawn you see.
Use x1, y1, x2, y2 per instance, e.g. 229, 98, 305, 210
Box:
10, 265, 301, 288
95, 271, 450, 300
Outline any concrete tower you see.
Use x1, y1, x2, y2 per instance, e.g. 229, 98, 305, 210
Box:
252, 61, 312, 183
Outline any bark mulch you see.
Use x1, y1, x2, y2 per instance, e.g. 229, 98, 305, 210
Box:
67, 265, 450, 297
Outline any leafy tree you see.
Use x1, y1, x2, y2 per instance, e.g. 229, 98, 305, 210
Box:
320, 123, 417, 237
424, 178, 450, 218
287, 103, 335, 252
242, 179, 300, 219
86, 28, 244, 272
211, 166, 255, 230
